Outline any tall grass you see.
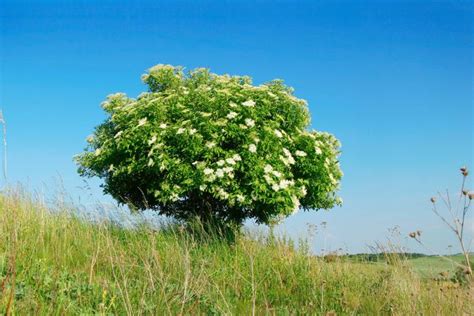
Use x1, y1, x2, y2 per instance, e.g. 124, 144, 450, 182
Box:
0, 189, 472, 315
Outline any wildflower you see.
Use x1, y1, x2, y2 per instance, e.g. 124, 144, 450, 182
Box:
272, 183, 280, 191
177, 127, 185, 134
249, 144, 257, 153
335, 197, 343, 205
236, 194, 245, 202
239, 124, 248, 129
189, 128, 197, 135
430, 197, 437, 203
295, 150, 307, 157
232, 154, 241, 161
94, 148, 102, 156
205, 141, 216, 148
226, 111, 238, 119
216, 169, 225, 178
201, 112, 212, 117
199, 184, 207, 191
229, 101, 238, 108
274, 129, 283, 138
217, 160, 225, 166
114, 131, 123, 139
203, 168, 214, 175
148, 158, 154, 167
159, 123, 167, 129
108, 164, 114, 172
138, 117, 148, 127
242, 100, 255, 107
315, 147, 322, 155
245, 118, 255, 127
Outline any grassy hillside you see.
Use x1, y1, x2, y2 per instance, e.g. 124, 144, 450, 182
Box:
0, 191, 472, 315
408, 254, 473, 279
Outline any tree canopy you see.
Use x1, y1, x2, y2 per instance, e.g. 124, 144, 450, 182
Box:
76, 65, 343, 225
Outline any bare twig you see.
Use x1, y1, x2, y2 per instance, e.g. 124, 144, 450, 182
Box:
412, 167, 472, 277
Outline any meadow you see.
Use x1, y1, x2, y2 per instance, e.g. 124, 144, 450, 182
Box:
0, 190, 472, 315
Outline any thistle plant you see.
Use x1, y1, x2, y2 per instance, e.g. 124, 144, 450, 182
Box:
76, 65, 343, 227
410, 166, 473, 277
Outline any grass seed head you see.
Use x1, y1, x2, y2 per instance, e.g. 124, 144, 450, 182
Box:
430, 197, 436, 203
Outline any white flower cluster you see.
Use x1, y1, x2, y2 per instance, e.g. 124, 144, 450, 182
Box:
242, 100, 255, 107
271, 179, 295, 192
291, 195, 300, 214
295, 150, 307, 157
245, 118, 255, 127
148, 135, 157, 145
217, 188, 229, 200
206, 141, 216, 148
280, 148, 295, 166
248, 144, 257, 153
262, 164, 295, 192
226, 111, 238, 119
202, 154, 241, 183
137, 117, 148, 127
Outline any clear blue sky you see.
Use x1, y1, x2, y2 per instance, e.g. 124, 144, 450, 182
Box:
1, 0, 472, 253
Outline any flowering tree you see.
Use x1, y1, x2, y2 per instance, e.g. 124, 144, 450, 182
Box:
76, 65, 343, 226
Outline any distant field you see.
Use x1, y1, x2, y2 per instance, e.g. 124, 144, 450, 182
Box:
408, 254, 473, 279
0, 191, 472, 315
